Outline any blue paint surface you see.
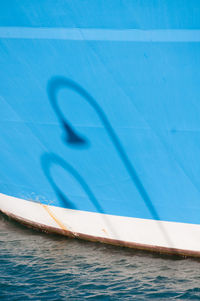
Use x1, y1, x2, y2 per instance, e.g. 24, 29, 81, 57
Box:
0, 1, 200, 224
0, 0, 200, 29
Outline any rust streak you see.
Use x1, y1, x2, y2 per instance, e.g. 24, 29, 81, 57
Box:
41, 204, 68, 231
102, 228, 108, 236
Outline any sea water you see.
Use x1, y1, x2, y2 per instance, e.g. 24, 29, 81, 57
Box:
0, 213, 200, 300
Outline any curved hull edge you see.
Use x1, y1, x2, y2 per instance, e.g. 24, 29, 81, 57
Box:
1, 193, 200, 258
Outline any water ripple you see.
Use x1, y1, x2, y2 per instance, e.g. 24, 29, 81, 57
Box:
1, 213, 200, 300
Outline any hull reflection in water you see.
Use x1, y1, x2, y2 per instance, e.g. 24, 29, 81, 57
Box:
0, 1, 200, 257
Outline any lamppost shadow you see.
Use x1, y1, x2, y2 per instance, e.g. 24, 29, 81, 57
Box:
44, 76, 177, 252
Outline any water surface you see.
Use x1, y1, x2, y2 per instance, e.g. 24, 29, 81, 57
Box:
0, 213, 200, 300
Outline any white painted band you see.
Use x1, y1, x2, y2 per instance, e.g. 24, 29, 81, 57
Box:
0, 192, 200, 253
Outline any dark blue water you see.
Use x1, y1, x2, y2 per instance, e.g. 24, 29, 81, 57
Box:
0, 213, 200, 300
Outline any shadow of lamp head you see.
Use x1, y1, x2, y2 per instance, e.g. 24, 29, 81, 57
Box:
47, 76, 89, 148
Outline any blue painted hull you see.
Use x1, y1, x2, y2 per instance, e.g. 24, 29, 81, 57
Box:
0, 1, 200, 228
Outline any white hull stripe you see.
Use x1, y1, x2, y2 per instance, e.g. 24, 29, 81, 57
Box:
0, 193, 200, 256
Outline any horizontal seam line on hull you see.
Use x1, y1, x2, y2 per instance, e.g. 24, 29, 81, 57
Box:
0, 27, 200, 42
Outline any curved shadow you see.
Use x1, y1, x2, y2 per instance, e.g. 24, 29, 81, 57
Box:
41, 153, 106, 214
41, 153, 118, 237
41, 153, 76, 210
47, 76, 159, 222
44, 76, 178, 251
47, 78, 88, 147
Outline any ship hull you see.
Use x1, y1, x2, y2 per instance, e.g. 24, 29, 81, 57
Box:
0, 1, 200, 256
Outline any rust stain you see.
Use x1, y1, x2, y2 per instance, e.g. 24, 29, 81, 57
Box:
41, 204, 68, 231
102, 228, 108, 235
